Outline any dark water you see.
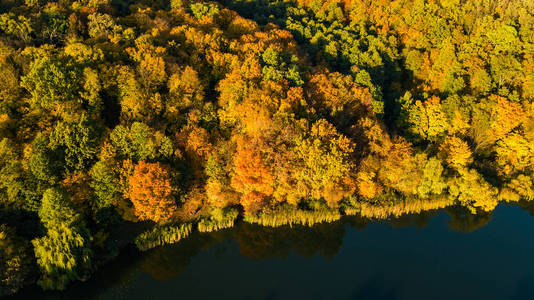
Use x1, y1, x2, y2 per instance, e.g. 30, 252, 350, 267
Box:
13, 203, 534, 300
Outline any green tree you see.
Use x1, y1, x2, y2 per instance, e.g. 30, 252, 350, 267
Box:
416, 157, 447, 198
49, 115, 99, 172
0, 13, 33, 43
32, 223, 92, 290
261, 47, 303, 86
32, 188, 92, 290
110, 122, 173, 161
28, 134, 62, 184
89, 161, 121, 210
21, 57, 82, 110
190, 2, 220, 19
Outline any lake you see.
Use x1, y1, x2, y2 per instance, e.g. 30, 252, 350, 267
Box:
12, 203, 534, 300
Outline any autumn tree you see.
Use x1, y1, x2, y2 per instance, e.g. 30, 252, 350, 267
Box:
293, 119, 356, 206
230, 137, 275, 215
0, 139, 24, 209
165, 66, 206, 130
448, 168, 499, 213
128, 161, 178, 223
438, 136, 473, 170
495, 132, 534, 175
401, 96, 449, 142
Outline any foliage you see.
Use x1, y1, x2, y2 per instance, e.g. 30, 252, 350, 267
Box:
190, 2, 220, 19
135, 223, 192, 251
128, 161, 178, 223
32, 188, 92, 290
32, 224, 92, 290
198, 207, 239, 232
110, 122, 173, 161
0, 0, 532, 293
21, 57, 82, 110
244, 203, 341, 227
0, 225, 33, 296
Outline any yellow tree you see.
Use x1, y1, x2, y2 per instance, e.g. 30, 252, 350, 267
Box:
306, 71, 373, 129
165, 66, 205, 126
489, 95, 525, 139
449, 168, 498, 213
438, 136, 473, 169
294, 119, 356, 206
406, 96, 449, 141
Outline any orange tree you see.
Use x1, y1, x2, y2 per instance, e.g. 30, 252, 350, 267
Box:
128, 161, 177, 223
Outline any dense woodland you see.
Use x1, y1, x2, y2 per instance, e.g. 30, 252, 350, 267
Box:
0, 0, 532, 294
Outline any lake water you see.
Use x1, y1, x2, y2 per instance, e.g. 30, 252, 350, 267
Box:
13, 203, 534, 300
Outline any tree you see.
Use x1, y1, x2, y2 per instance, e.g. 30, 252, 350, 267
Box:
128, 161, 177, 223
499, 174, 534, 202
165, 66, 205, 129
61, 172, 92, 215
448, 168, 499, 213
21, 56, 82, 110
38, 188, 82, 228
230, 137, 275, 215
87, 13, 115, 40
89, 161, 121, 210
489, 95, 525, 139
404, 96, 449, 141
0, 62, 21, 117
190, 2, 220, 19
28, 134, 62, 184
293, 119, 355, 206
32, 224, 92, 290
32, 188, 92, 290
0, 13, 33, 43
260, 47, 303, 86
495, 132, 534, 175
49, 115, 99, 172
110, 122, 173, 161
470, 95, 526, 149
416, 157, 447, 198
306, 71, 373, 130
438, 136, 473, 169
0, 139, 24, 209
126, 44, 167, 90
81, 68, 103, 114
116, 66, 147, 121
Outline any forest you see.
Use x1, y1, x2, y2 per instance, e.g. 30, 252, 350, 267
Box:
0, 0, 532, 295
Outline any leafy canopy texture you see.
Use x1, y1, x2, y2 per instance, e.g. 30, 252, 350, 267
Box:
0, 0, 532, 293
128, 161, 177, 223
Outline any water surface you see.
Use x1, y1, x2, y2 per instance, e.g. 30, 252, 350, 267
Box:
14, 203, 534, 300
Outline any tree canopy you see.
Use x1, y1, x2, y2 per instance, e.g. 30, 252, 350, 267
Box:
0, 0, 532, 293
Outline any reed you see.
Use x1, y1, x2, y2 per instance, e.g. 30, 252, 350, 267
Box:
135, 223, 193, 251
198, 208, 239, 232
244, 204, 341, 227
345, 197, 454, 219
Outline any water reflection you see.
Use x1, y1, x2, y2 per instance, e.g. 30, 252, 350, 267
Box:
12, 204, 534, 300
445, 206, 493, 232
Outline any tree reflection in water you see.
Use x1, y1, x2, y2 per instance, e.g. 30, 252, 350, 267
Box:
445, 206, 493, 233
13, 205, 511, 300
